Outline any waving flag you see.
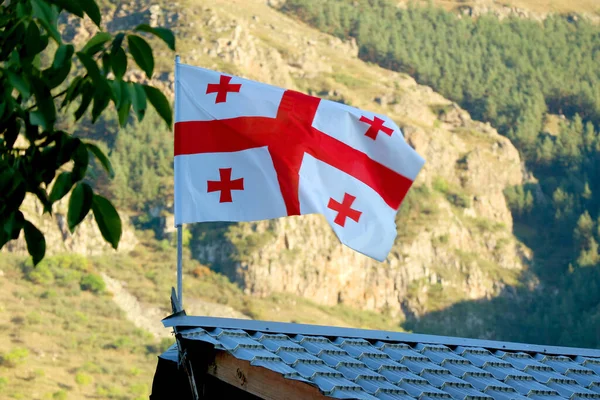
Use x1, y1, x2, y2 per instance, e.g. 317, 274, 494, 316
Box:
174, 63, 424, 261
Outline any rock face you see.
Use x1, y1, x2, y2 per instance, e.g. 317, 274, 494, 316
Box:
4, 194, 138, 257
11, 0, 534, 318
181, 0, 532, 317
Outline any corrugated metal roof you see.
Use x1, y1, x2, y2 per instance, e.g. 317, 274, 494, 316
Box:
165, 316, 600, 400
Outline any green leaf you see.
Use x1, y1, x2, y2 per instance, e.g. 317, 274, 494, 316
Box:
77, 52, 101, 82
24, 220, 46, 266
45, 44, 74, 88
71, 140, 89, 181
16, 3, 30, 18
143, 85, 172, 127
92, 195, 121, 250
29, 76, 56, 130
127, 35, 154, 78
109, 80, 121, 108
48, 0, 84, 17
24, 20, 45, 59
6, 71, 30, 98
111, 47, 127, 79
116, 80, 131, 127
34, 186, 52, 214
101, 53, 111, 75
31, 0, 61, 43
135, 24, 176, 51
4, 211, 25, 242
80, 0, 102, 27
111, 33, 125, 54
62, 76, 84, 108
49, 172, 73, 203
91, 81, 112, 122
67, 182, 93, 233
86, 142, 114, 179
29, 111, 46, 128
74, 82, 94, 121
81, 32, 112, 55
53, 44, 74, 70
0, 167, 13, 194
1, 21, 25, 60
129, 83, 147, 121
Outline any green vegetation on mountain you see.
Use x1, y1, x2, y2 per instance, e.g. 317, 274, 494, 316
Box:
0, 253, 169, 400
0, 0, 174, 265
282, 0, 600, 346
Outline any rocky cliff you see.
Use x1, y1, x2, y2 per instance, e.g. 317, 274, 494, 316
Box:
179, 0, 533, 317
9, 0, 534, 318
3, 194, 138, 257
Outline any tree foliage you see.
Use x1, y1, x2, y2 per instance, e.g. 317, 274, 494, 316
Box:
0, 0, 175, 264
283, 0, 600, 347
283, 0, 600, 275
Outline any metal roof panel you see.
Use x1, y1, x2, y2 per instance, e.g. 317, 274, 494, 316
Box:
355, 377, 408, 395
565, 371, 600, 388
230, 346, 280, 362
503, 377, 560, 396
483, 388, 529, 400
361, 355, 410, 372
444, 362, 492, 378
495, 351, 553, 372
312, 374, 364, 393
403, 359, 450, 375
378, 367, 430, 385
398, 381, 453, 398
328, 388, 379, 400
251, 359, 302, 378
337, 365, 384, 380
545, 381, 600, 398
421, 371, 473, 388
167, 316, 600, 400
483, 365, 533, 380
376, 391, 419, 400
164, 316, 600, 358
441, 384, 493, 400
293, 361, 342, 379
463, 374, 515, 392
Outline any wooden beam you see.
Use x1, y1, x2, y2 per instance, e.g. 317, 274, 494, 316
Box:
207, 351, 329, 400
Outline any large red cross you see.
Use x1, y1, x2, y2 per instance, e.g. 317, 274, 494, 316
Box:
328, 193, 362, 227
360, 115, 394, 140
175, 75, 413, 217
206, 75, 241, 103
207, 168, 244, 203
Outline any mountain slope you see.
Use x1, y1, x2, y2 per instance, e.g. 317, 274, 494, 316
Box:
173, 0, 530, 316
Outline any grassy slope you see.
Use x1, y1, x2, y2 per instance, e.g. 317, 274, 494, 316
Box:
0, 234, 401, 399
92, 232, 402, 330
0, 255, 167, 400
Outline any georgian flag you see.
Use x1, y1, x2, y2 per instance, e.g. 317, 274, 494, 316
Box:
174, 63, 424, 261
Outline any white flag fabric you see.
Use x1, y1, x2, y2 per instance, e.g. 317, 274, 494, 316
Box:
298, 154, 397, 261
174, 62, 425, 261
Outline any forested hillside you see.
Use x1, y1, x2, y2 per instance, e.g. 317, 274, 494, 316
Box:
281, 0, 600, 347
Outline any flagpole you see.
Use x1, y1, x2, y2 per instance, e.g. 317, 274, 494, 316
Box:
176, 224, 183, 310
174, 55, 183, 311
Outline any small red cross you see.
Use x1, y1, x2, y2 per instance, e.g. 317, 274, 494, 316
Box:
328, 193, 362, 227
207, 168, 244, 203
206, 75, 242, 103
359, 115, 394, 140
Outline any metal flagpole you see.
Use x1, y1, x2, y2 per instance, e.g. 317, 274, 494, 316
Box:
174, 55, 183, 312
176, 225, 183, 310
